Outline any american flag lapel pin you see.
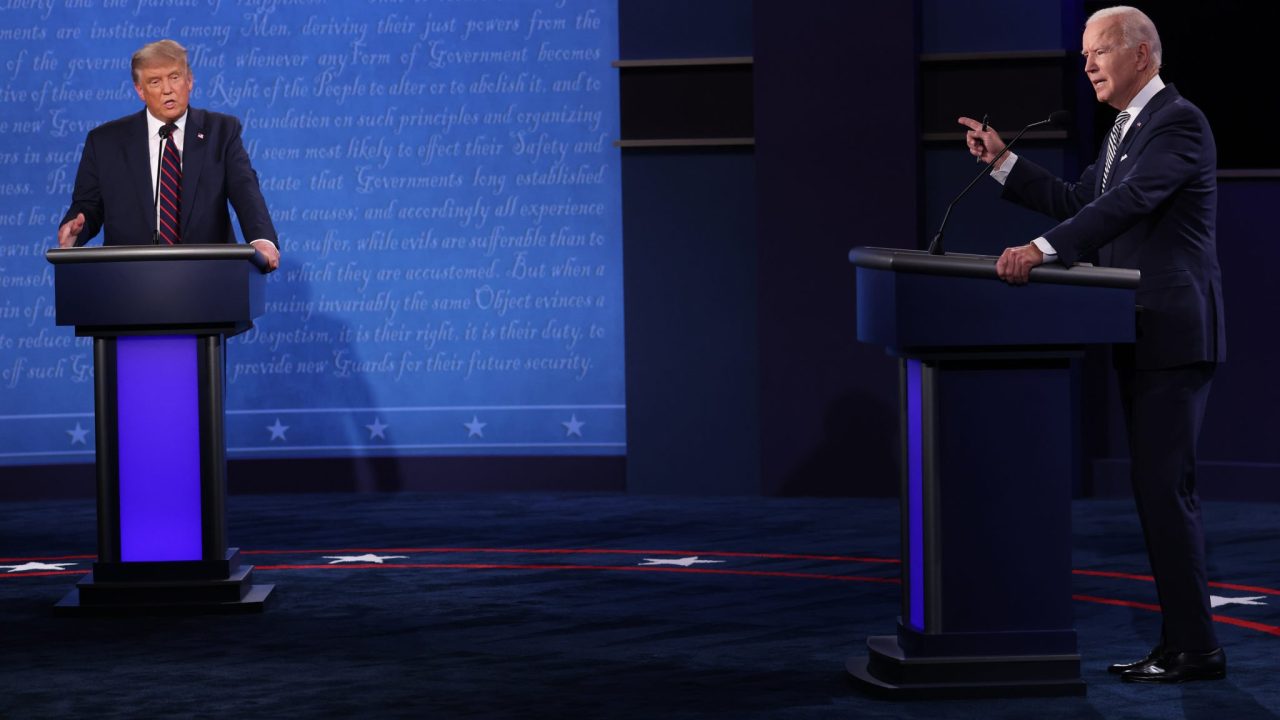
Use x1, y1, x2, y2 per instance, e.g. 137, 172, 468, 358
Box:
197, 132, 205, 140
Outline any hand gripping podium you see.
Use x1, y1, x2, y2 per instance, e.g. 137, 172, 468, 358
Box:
845, 247, 1139, 698
46, 245, 274, 615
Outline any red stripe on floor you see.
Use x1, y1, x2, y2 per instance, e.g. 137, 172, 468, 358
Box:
1074, 594, 1280, 637
1074, 568, 1280, 596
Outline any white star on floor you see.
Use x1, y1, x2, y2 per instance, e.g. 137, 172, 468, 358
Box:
562, 414, 585, 438
638, 556, 725, 567
322, 554, 408, 564
267, 418, 289, 441
1210, 595, 1268, 608
67, 423, 89, 445
1, 562, 78, 573
463, 415, 486, 438
366, 417, 389, 440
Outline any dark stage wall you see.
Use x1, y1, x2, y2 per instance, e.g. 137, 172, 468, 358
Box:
621, 0, 1280, 500
619, 0, 916, 497
916, 0, 1280, 499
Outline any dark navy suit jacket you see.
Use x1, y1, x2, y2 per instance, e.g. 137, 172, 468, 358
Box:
1002, 84, 1225, 370
60, 107, 278, 249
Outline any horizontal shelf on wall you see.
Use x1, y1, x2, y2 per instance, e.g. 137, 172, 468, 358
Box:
615, 56, 754, 144
920, 50, 1072, 63
613, 56, 753, 68
922, 130, 1068, 143
1217, 169, 1280, 179
919, 51, 1077, 138
614, 138, 755, 148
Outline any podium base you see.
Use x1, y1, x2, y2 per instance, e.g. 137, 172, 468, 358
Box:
53, 564, 274, 616
847, 635, 1085, 699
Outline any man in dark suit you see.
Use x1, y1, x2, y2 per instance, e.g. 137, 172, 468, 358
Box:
959, 6, 1226, 683
57, 39, 280, 271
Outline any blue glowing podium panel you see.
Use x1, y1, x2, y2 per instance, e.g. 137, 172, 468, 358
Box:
846, 247, 1139, 699
47, 245, 273, 614
116, 335, 203, 562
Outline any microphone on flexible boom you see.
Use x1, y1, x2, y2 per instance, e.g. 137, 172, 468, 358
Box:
927, 110, 1071, 256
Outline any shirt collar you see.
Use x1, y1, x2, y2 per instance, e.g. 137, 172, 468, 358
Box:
145, 109, 188, 139
1122, 75, 1165, 118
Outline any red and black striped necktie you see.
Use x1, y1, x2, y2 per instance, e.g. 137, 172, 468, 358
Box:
158, 123, 182, 245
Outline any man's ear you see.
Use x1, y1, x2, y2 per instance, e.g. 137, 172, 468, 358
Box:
1134, 42, 1152, 72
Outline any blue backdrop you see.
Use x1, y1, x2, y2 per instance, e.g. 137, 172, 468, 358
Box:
0, 0, 625, 465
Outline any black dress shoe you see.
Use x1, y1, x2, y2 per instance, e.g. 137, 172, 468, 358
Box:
1121, 648, 1227, 683
1108, 647, 1164, 675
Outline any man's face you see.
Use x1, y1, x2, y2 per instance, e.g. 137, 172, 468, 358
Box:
133, 62, 192, 123
1081, 18, 1146, 109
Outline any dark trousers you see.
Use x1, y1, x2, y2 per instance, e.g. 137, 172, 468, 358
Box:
1116, 359, 1219, 653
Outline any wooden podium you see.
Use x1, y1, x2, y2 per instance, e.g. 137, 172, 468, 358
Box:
845, 247, 1139, 697
46, 245, 274, 615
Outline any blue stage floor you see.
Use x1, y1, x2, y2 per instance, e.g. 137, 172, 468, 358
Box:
1, 493, 1277, 719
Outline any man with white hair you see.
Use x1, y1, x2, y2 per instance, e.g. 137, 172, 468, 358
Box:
959, 6, 1226, 683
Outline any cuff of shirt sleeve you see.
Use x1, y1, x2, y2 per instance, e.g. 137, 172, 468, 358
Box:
989, 152, 1018, 184
1032, 236, 1058, 260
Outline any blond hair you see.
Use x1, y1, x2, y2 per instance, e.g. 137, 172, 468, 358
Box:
131, 39, 190, 84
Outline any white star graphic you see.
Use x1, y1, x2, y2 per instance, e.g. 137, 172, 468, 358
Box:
366, 417, 389, 440
562, 414, 585, 438
267, 418, 289, 441
67, 423, 89, 445
638, 556, 725, 567
463, 415, 486, 438
322, 554, 408, 565
0, 562, 78, 573
1210, 595, 1268, 608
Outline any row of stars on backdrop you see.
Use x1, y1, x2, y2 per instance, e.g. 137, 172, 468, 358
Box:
60, 415, 590, 445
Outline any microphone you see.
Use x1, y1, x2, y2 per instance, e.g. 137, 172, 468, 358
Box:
153, 123, 178, 245
927, 111, 1071, 255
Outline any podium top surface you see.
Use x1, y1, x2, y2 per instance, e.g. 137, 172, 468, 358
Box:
47, 244, 267, 334
849, 246, 1139, 290
47, 244, 269, 273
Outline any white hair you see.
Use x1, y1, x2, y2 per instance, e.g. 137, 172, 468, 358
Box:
1087, 6, 1163, 67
